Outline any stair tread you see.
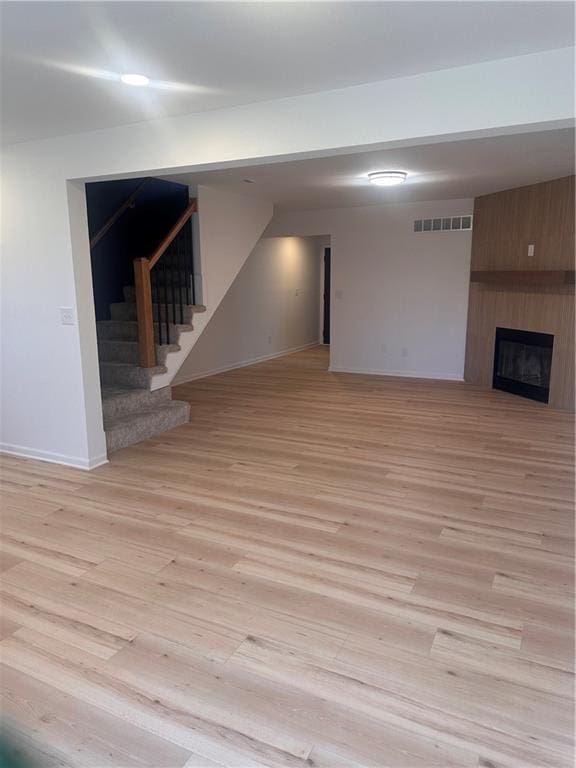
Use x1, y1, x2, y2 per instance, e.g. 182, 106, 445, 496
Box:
104, 400, 189, 429
97, 320, 194, 329
101, 385, 151, 400
104, 399, 190, 451
101, 385, 172, 421
96, 320, 194, 346
98, 340, 180, 351
100, 361, 167, 374
111, 302, 206, 311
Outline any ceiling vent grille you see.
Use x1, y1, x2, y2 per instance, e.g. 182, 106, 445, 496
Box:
413, 215, 473, 233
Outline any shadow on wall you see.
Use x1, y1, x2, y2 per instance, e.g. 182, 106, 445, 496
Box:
86, 177, 189, 320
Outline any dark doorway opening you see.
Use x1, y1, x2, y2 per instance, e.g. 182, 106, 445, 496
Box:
323, 247, 331, 344
493, 327, 554, 404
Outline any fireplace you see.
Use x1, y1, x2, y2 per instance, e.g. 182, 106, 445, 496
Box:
493, 327, 554, 403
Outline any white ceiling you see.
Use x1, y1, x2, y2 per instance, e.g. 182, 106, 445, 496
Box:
164, 128, 575, 211
1, 1, 574, 145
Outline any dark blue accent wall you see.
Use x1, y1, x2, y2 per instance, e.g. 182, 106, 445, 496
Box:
86, 177, 189, 320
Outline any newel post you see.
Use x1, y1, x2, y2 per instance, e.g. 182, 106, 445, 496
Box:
133, 257, 156, 368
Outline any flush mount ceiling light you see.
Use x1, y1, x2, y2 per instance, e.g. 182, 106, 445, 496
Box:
120, 73, 150, 87
368, 171, 408, 186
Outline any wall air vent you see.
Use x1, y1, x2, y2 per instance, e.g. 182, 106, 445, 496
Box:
413, 215, 473, 233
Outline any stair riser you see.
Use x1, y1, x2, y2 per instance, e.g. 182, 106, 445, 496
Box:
106, 402, 190, 453
98, 341, 176, 366
97, 321, 192, 345
102, 387, 172, 420
100, 363, 162, 389
111, 303, 195, 324
97, 321, 139, 341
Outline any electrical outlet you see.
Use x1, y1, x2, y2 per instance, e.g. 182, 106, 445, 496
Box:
528, 243, 535, 257
267, 335, 272, 344
60, 307, 75, 325
401, 347, 408, 358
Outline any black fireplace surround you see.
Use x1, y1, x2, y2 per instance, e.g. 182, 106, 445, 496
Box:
493, 327, 554, 404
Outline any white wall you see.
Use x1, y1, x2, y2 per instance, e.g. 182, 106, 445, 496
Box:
267, 200, 473, 380
174, 236, 321, 383
197, 186, 274, 311
152, 185, 273, 389
0, 48, 572, 468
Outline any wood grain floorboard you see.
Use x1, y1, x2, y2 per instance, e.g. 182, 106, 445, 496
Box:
0, 346, 574, 767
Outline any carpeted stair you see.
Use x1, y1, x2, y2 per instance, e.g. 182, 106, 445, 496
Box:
97, 287, 206, 453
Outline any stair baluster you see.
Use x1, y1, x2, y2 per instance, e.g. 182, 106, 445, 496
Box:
133, 198, 198, 368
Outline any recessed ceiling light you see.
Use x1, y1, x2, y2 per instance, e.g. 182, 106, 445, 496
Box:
368, 171, 408, 186
120, 73, 150, 87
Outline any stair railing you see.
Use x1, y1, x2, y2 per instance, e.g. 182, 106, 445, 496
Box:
90, 177, 152, 249
133, 198, 198, 368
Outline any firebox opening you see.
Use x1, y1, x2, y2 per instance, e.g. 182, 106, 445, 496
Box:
493, 327, 554, 404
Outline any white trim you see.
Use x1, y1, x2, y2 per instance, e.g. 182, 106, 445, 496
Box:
328, 366, 464, 382
173, 342, 319, 385
0, 443, 108, 471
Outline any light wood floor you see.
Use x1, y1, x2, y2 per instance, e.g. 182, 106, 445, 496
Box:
0, 346, 574, 768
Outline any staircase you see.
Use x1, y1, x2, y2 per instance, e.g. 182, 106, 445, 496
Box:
90, 184, 273, 456
91, 190, 206, 454
96, 291, 206, 452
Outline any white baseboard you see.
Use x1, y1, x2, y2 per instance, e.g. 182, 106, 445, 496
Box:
0, 443, 108, 471
173, 341, 320, 385
328, 366, 464, 382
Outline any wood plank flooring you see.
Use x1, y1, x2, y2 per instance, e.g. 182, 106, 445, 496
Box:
0, 346, 574, 767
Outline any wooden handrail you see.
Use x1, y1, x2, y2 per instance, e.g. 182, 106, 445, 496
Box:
90, 177, 151, 249
133, 197, 198, 368
148, 198, 198, 269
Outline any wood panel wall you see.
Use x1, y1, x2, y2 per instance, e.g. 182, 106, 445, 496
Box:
464, 176, 575, 411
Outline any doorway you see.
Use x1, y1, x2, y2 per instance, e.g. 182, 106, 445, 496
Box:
323, 247, 331, 344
